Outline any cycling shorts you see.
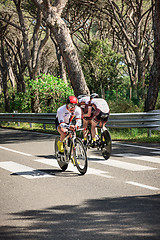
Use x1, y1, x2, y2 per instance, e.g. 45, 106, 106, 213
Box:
92, 109, 109, 123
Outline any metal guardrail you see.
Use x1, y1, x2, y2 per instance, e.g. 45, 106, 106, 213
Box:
0, 110, 160, 135
0, 113, 57, 125
106, 110, 160, 130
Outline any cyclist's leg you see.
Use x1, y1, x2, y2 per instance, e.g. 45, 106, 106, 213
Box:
90, 119, 98, 147
55, 136, 68, 171
91, 120, 97, 139
57, 126, 68, 153
90, 109, 101, 146
83, 118, 88, 145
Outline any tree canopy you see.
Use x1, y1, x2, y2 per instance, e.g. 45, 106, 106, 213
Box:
0, 0, 159, 113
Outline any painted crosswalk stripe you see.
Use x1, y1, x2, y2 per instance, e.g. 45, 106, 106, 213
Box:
34, 158, 114, 178
0, 146, 32, 157
114, 153, 160, 164
0, 161, 53, 179
126, 181, 159, 191
89, 158, 157, 171
151, 151, 160, 155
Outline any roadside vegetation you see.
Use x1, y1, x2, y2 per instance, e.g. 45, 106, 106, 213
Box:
0, 1, 160, 142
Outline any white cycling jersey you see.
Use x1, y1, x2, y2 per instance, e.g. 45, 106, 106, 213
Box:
56, 105, 81, 129
91, 98, 109, 113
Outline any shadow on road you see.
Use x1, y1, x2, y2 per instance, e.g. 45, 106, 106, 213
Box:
0, 194, 160, 240
0, 128, 56, 144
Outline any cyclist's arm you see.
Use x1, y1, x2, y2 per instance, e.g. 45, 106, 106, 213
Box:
59, 122, 70, 129
83, 106, 92, 118
57, 108, 70, 129
75, 107, 82, 128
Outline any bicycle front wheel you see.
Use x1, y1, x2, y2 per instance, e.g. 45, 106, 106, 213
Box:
55, 136, 68, 171
101, 129, 112, 160
73, 137, 88, 175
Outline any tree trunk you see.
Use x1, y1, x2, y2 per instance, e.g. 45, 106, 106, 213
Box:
145, 0, 160, 111
13, 0, 50, 112
0, 40, 10, 112
50, 34, 67, 83
33, 0, 90, 97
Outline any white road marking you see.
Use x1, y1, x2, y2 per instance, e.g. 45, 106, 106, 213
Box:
89, 157, 157, 171
151, 151, 160, 155
0, 145, 158, 171
0, 146, 32, 157
114, 142, 160, 151
0, 144, 159, 193
114, 153, 160, 164
34, 158, 114, 178
0, 161, 53, 179
126, 181, 159, 191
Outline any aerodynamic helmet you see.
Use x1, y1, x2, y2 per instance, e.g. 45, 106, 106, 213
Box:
90, 93, 99, 99
66, 96, 78, 105
77, 95, 88, 100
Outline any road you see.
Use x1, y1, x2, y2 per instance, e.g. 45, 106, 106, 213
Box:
0, 128, 160, 240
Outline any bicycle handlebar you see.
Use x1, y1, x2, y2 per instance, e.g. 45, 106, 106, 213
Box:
67, 127, 84, 133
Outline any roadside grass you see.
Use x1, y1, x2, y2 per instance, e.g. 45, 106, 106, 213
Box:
109, 128, 160, 143
0, 122, 58, 134
1, 122, 160, 143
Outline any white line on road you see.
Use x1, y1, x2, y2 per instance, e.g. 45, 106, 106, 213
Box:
126, 181, 159, 191
151, 151, 160, 155
114, 142, 160, 151
0, 146, 32, 157
34, 158, 114, 178
0, 161, 53, 179
0, 159, 159, 190
0, 145, 159, 191
89, 157, 157, 171
113, 153, 160, 164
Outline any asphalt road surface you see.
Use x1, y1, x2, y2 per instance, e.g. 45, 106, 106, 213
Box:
0, 128, 160, 240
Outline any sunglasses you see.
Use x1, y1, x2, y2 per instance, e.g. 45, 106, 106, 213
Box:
68, 103, 77, 108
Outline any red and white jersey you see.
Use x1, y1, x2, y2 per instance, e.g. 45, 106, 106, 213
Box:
56, 105, 81, 128
91, 98, 109, 113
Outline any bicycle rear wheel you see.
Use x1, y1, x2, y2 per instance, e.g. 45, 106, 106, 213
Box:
55, 136, 68, 171
73, 137, 88, 175
101, 129, 112, 160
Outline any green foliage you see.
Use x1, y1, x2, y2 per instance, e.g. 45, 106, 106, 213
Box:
155, 92, 160, 109
109, 128, 160, 143
9, 74, 74, 113
80, 39, 124, 93
108, 98, 143, 113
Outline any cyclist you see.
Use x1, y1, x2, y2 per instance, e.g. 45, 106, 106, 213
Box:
56, 96, 81, 154
78, 93, 110, 147
78, 95, 90, 116
78, 95, 92, 144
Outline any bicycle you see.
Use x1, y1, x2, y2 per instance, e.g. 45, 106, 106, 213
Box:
55, 128, 88, 175
84, 124, 112, 160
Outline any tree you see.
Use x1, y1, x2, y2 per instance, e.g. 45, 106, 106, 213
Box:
12, 0, 50, 112
145, 0, 160, 111
80, 39, 123, 96
0, 23, 10, 112
77, 0, 153, 102
33, 0, 90, 97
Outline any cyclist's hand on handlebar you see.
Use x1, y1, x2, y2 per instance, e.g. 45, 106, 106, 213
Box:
69, 125, 75, 131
